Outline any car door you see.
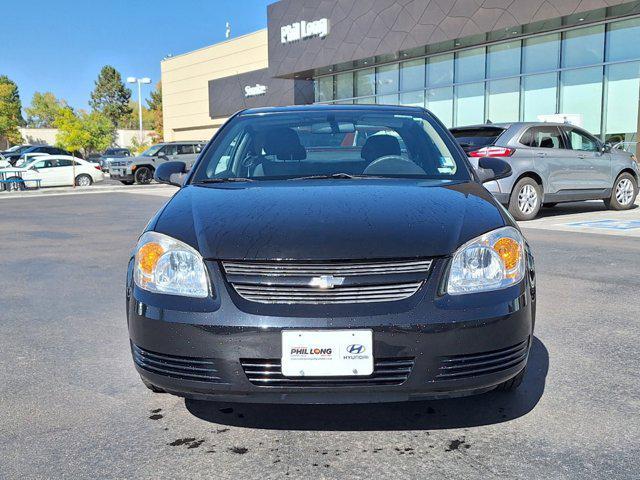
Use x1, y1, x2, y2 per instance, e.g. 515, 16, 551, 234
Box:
562, 127, 610, 189
520, 126, 571, 193
29, 158, 59, 186
54, 158, 77, 186
176, 143, 198, 170
158, 144, 178, 163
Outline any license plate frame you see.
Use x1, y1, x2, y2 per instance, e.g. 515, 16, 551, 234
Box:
281, 329, 373, 377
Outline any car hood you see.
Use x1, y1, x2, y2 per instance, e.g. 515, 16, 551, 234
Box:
152, 179, 510, 260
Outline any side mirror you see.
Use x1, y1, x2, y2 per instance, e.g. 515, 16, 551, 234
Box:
155, 161, 187, 187
156, 152, 167, 159
601, 142, 613, 153
477, 157, 512, 183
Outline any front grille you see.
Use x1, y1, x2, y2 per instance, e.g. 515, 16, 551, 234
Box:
223, 259, 432, 276
132, 344, 226, 383
222, 259, 431, 305
110, 160, 128, 167
233, 282, 423, 304
241, 357, 414, 387
434, 339, 529, 381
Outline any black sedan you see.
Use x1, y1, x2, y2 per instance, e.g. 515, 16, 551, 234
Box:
126, 105, 535, 404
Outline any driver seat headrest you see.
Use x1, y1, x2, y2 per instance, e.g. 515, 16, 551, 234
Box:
263, 127, 306, 160
361, 135, 401, 163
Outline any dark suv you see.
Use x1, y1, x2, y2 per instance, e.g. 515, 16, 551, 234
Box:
126, 105, 536, 405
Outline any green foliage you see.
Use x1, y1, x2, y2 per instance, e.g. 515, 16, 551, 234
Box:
147, 81, 163, 142
0, 75, 24, 145
129, 135, 150, 155
118, 100, 154, 130
25, 92, 68, 128
55, 108, 115, 155
89, 66, 132, 127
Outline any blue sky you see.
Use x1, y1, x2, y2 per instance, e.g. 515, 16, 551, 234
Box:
0, 0, 273, 113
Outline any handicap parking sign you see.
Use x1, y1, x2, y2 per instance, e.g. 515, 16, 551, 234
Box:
567, 219, 640, 230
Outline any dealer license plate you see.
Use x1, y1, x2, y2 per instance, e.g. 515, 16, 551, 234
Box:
281, 330, 373, 377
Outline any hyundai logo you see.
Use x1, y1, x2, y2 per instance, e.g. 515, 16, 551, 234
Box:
346, 344, 365, 354
309, 275, 345, 289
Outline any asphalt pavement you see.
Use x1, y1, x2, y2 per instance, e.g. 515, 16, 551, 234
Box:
0, 191, 638, 479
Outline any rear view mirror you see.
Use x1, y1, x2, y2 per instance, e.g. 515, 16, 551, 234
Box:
155, 161, 186, 187
477, 157, 512, 183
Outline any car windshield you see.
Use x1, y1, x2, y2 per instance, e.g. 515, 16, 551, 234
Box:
192, 109, 468, 182
7, 145, 30, 154
141, 145, 163, 157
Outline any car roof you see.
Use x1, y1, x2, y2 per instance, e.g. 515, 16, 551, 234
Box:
450, 122, 575, 130
30, 155, 84, 162
239, 104, 429, 116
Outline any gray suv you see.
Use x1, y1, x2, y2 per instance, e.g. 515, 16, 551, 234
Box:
110, 141, 205, 185
451, 123, 639, 220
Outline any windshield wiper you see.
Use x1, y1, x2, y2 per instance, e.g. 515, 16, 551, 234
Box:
289, 173, 378, 181
198, 177, 255, 183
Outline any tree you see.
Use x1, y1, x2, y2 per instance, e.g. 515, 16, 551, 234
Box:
25, 91, 67, 128
0, 75, 24, 145
147, 81, 163, 141
89, 66, 132, 127
118, 100, 154, 130
54, 108, 115, 156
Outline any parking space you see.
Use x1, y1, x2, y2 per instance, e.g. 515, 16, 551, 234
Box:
0, 191, 638, 479
518, 199, 640, 237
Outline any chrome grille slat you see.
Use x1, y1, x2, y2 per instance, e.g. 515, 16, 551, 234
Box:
222, 259, 431, 305
223, 259, 432, 276
240, 357, 415, 387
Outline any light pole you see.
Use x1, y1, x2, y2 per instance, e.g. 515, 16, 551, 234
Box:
127, 76, 151, 143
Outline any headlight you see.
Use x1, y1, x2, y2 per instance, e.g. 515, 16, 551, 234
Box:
134, 231, 209, 298
446, 226, 525, 295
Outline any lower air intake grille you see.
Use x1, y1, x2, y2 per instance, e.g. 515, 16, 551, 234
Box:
435, 339, 529, 381
241, 357, 414, 387
132, 343, 226, 383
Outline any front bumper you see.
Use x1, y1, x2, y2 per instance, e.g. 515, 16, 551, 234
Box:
110, 168, 134, 182
127, 258, 535, 403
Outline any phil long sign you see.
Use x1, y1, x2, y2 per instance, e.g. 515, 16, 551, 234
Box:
281, 18, 329, 43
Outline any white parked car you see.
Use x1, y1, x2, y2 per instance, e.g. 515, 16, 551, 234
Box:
0, 155, 105, 188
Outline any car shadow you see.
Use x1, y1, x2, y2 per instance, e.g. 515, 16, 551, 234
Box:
184, 336, 548, 431
534, 201, 638, 219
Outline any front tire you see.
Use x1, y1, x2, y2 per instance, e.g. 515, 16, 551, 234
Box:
604, 173, 637, 210
75, 174, 93, 187
141, 377, 165, 393
508, 177, 542, 221
5, 177, 25, 191
495, 367, 526, 392
134, 166, 153, 185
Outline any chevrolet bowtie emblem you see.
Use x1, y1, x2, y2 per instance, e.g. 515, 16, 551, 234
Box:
309, 275, 345, 289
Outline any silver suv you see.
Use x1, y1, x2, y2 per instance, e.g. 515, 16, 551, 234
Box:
451, 123, 639, 220
110, 141, 205, 185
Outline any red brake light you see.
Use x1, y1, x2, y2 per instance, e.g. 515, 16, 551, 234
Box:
469, 146, 515, 158
94, 165, 102, 170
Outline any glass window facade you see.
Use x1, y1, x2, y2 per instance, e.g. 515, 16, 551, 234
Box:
315, 17, 640, 139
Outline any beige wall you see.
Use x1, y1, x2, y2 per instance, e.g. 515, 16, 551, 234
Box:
161, 29, 268, 142
19, 128, 154, 148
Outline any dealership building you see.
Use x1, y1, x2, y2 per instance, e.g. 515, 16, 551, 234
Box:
161, 0, 640, 147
